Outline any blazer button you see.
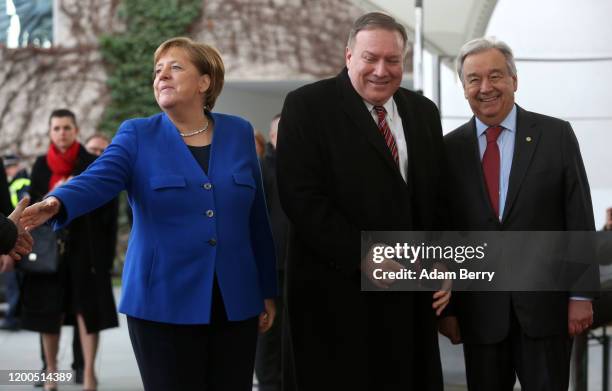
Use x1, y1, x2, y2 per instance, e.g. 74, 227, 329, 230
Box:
206, 209, 214, 218
203, 183, 212, 190
208, 238, 217, 246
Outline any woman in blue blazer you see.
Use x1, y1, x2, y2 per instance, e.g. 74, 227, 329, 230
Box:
22, 37, 278, 391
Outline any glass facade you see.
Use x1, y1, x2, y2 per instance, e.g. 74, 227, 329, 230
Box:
0, 0, 52, 47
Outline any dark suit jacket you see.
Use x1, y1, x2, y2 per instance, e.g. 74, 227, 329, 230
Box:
444, 105, 597, 344
0, 215, 17, 254
0, 158, 12, 216
261, 143, 289, 271
0, 158, 16, 254
277, 68, 446, 390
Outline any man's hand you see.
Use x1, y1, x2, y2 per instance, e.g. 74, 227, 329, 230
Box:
259, 298, 276, 333
0, 255, 15, 273
606, 207, 612, 231
20, 196, 61, 231
361, 243, 405, 289
438, 316, 462, 344
7, 197, 33, 260
568, 299, 593, 336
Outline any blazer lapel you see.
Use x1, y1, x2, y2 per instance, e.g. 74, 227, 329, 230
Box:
161, 113, 210, 180
502, 106, 540, 221
337, 69, 404, 181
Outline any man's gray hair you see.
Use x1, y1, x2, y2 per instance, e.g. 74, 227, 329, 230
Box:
347, 12, 408, 55
456, 37, 517, 82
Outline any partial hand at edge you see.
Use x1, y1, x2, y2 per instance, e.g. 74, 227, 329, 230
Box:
7, 197, 33, 260
361, 243, 406, 289
0, 255, 15, 273
568, 299, 593, 336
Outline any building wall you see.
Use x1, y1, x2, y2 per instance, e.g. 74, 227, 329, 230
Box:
1, 0, 367, 158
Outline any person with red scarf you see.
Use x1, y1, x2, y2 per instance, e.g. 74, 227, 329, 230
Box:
20, 109, 118, 391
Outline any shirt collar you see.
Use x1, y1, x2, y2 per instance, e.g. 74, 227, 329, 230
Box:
364, 98, 396, 123
475, 104, 517, 137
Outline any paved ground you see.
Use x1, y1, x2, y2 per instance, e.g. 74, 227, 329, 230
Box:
0, 288, 609, 390
0, 288, 141, 390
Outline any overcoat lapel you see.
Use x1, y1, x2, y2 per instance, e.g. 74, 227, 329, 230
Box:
336, 69, 405, 185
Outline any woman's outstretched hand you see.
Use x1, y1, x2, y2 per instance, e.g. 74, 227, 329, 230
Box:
20, 196, 62, 231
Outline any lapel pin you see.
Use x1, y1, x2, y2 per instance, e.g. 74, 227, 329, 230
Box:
526, 136, 532, 142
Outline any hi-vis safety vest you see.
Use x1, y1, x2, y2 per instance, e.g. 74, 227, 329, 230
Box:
9, 177, 30, 208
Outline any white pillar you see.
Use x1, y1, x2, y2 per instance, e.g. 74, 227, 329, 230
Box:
412, 0, 424, 93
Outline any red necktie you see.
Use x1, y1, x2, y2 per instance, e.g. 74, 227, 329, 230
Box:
482, 126, 503, 217
373, 106, 399, 166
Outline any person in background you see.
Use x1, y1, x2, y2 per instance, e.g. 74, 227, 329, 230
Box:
33, 131, 118, 387
84, 132, 119, 284
604, 207, 612, 231
21, 37, 278, 391
20, 109, 118, 391
4, 155, 30, 210
255, 114, 292, 391
570, 208, 612, 391
254, 129, 266, 159
84, 133, 111, 157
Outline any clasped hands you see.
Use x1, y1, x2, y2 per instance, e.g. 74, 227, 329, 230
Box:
568, 299, 593, 336
362, 243, 451, 316
1, 196, 63, 273
1, 197, 33, 272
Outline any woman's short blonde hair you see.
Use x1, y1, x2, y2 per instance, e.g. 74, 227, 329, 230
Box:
154, 37, 225, 110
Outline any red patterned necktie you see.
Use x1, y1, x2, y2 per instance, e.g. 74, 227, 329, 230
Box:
482, 126, 503, 217
373, 106, 399, 166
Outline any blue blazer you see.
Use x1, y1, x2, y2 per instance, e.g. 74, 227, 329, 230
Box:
50, 112, 278, 324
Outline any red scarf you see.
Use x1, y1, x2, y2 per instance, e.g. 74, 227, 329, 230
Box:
46, 141, 80, 190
